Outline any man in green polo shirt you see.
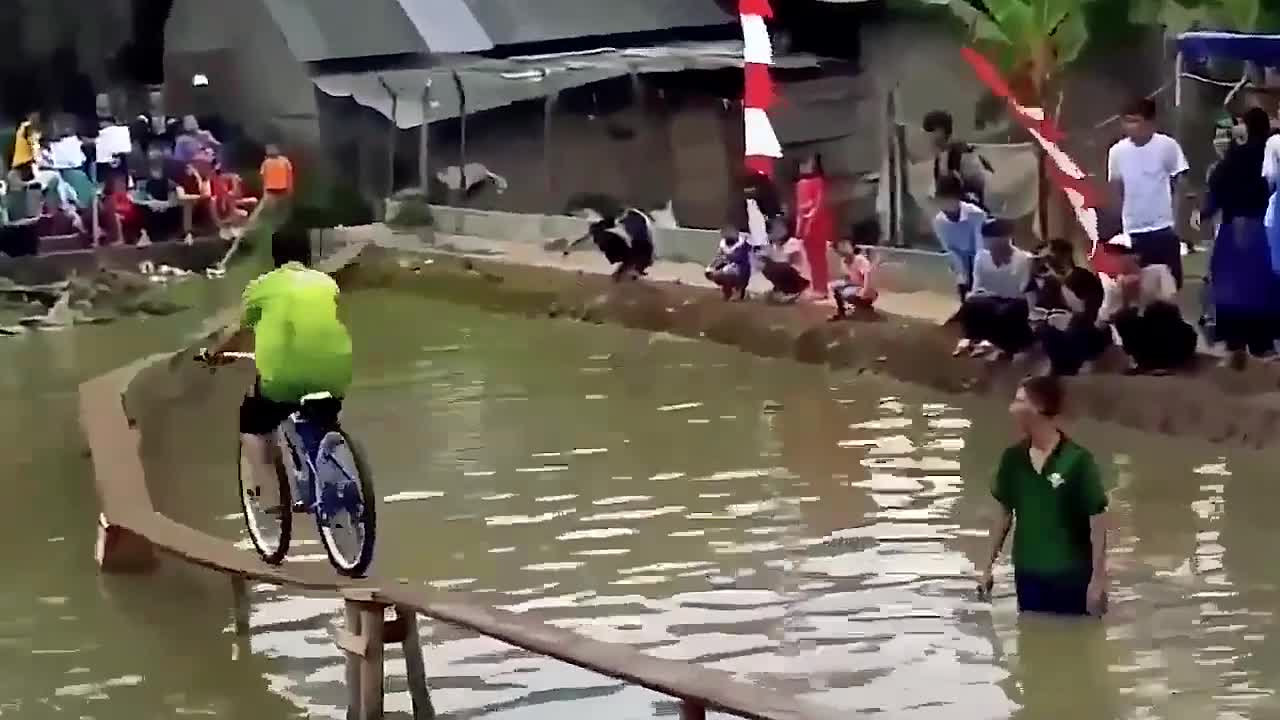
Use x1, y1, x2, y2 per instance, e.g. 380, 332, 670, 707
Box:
978, 375, 1110, 616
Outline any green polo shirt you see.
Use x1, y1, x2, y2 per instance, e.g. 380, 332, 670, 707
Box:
992, 436, 1108, 577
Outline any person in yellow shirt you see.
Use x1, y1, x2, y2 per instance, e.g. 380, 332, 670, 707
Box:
10, 111, 42, 181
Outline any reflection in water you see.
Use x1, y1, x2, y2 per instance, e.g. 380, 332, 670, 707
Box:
8, 285, 1280, 719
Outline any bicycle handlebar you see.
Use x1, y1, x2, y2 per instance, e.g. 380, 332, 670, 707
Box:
194, 350, 255, 365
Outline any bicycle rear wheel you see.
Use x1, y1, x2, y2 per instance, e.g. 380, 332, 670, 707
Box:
312, 431, 376, 577
237, 434, 293, 565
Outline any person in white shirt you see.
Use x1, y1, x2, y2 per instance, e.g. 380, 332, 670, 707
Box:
759, 216, 811, 303
1098, 235, 1197, 375
953, 218, 1034, 360
1107, 97, 1191, 288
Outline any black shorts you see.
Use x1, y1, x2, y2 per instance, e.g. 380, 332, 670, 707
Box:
239, 379, 343, 436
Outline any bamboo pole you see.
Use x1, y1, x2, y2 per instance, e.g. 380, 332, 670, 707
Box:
419, 81, 432, 194
398, 607, 436, 719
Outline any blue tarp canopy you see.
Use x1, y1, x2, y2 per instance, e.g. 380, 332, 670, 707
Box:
1177, 31, 1280, 66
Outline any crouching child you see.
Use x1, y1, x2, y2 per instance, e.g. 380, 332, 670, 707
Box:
706, 224, 752, 300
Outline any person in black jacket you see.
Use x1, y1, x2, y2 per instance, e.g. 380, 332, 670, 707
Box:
1034, 238, 1109, 375
923, 109, 991, 209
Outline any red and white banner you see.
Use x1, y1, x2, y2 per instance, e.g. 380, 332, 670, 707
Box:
959, 47, 1102, 256
741, 0, 781, 177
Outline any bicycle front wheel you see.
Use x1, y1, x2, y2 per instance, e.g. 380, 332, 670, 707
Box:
237, 435, 293, 565
312, 431, 376, 577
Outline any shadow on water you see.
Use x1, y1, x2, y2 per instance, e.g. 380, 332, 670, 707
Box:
10, 279, 1280, 719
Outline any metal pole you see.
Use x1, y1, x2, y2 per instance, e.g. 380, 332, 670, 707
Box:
451, 70, 467, 209
1174, 51, 1183, 109
89, 149, 99, 246
419, 80, 432, 194
379, 76, 398, 203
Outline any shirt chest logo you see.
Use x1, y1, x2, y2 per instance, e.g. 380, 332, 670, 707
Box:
1047, 472, 1065, 489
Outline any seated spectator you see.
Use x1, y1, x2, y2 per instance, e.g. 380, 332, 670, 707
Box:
135, 153, 181, 244
829, 219, 881, 320
174, 115, 220, 165
94, 111, 133, 186
103, 175, 141, 244
706, 224, 752, 300
759, 216, 811, 303
1033, 238, 1109, 375
10, 111, 42, 184
211, 170, 256, 237
953, 218, 1034, 360
933, 175, 987, 301
177, 160, 216, 242
1099, 235, 1197, 375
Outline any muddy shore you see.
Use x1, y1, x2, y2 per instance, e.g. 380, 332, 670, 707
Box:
341, 245, 1280, 451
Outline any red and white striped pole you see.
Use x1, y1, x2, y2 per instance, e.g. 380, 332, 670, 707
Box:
740, 0, 781, 177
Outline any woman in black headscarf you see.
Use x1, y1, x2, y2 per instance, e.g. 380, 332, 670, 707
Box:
1204, 106, 1279, 368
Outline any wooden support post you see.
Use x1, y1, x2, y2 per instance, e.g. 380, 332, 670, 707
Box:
679, 700, 706, 720
358, 603, 386, 720
95, 513, 157, 573
343, 600, 364, 720
230, 575, 250, 637
398, 607, 436, 720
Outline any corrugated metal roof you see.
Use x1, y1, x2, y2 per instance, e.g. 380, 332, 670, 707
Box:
459, 0, 733, 46
261, 0, 732, 63
261, 0, 493, 62
313, 42, 822, 129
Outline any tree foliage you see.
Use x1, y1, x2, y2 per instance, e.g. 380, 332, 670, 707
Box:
909, 0, 1096, 100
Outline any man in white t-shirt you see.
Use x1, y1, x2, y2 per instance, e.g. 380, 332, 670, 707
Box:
1107, 97, 1191, 288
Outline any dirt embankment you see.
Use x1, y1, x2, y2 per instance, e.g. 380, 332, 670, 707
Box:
0, 239, 235, 331
342, 246, 1280, 451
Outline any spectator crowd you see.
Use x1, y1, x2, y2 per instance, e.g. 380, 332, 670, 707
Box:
1, 88, 291, 257
579, 93, 1280, 378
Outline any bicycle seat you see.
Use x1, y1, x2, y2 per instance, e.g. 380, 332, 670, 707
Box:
297, 392, 341, 427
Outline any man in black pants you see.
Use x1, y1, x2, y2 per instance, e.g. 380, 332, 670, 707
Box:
1107, 97, 1192, 288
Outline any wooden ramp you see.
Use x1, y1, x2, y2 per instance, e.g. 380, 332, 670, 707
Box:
77, 241, 839, 720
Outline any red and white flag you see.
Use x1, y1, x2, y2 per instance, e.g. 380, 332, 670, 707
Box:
959, 48, 1102, 256
741, 0, 781, 176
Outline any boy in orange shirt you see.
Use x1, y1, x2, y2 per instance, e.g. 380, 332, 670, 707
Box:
250, 143, 294, 230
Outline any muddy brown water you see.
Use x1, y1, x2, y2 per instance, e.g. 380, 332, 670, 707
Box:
5, 280, 1280, 719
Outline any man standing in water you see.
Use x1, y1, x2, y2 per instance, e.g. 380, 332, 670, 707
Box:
978, 376, 1110, 616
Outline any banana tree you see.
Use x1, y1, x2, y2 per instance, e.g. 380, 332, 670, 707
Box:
912, 0, 1095, 238
913, 0, 1095, 104
1130, 0, 1265, 35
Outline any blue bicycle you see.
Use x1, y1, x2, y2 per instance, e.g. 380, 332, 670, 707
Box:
201, 352, 376, 578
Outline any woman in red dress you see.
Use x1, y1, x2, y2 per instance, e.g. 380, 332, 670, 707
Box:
795, 154, 834, 298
